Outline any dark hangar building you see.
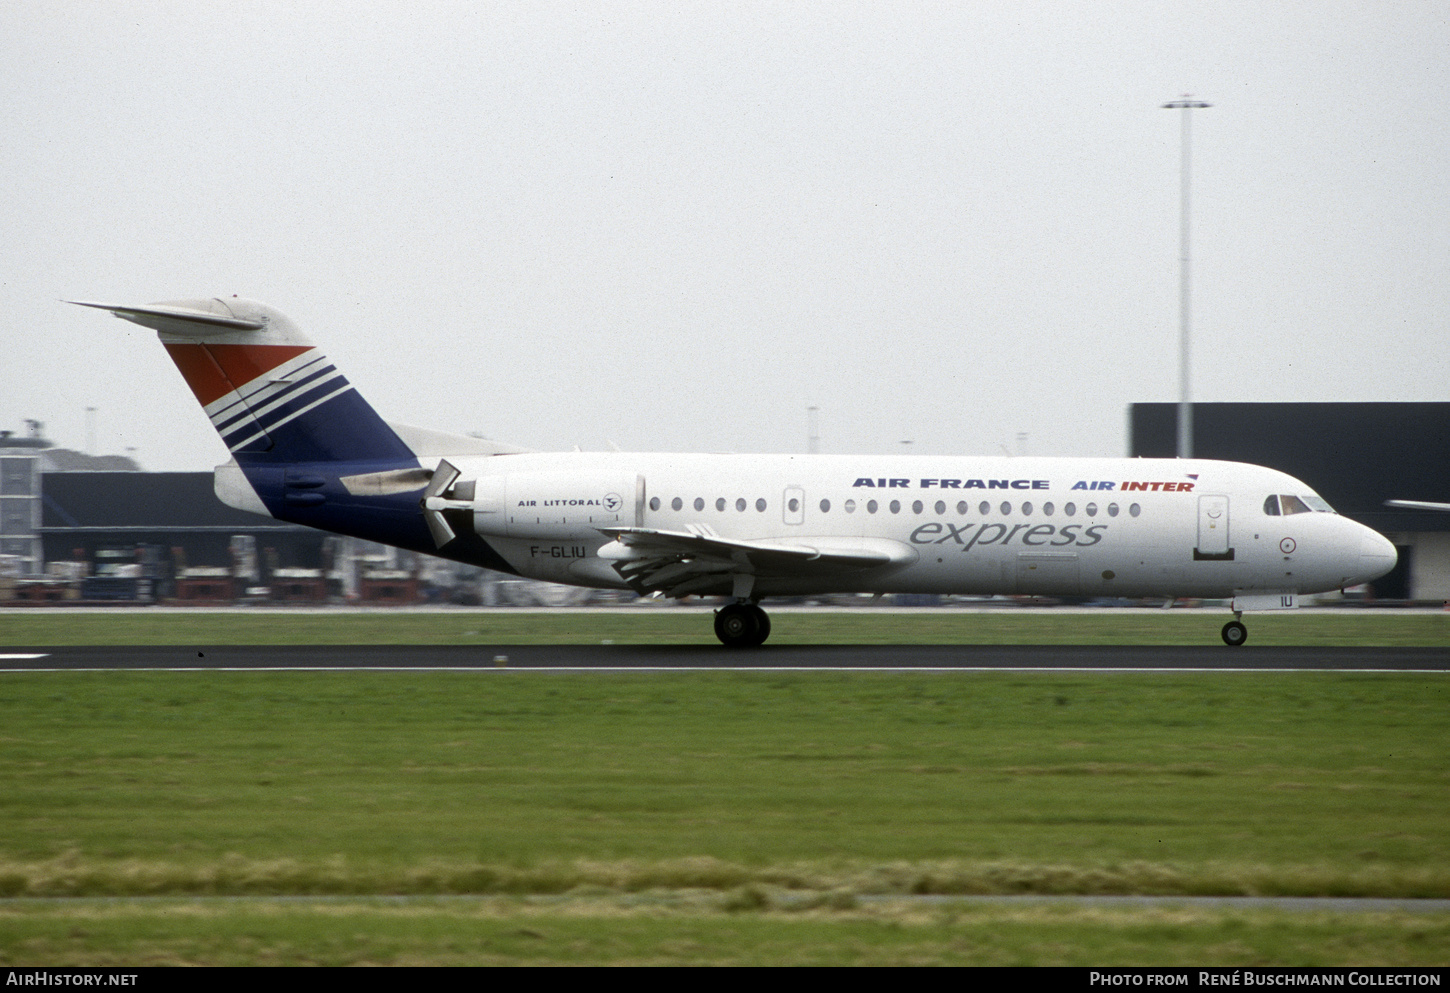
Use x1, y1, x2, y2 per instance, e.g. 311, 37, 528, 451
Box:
1129, 402, 1450, 601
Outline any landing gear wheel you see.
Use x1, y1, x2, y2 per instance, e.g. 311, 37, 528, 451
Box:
751, 605, 771, 645
714, 603, 758, 648
1221, 620, 1248, 646
714, 602, 770, 648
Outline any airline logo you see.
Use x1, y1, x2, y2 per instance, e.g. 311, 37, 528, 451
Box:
1072, 480, 1195, 492
911, 521, 1107, 549
163, 343, 354, 453
854, 478, 1049, 490
851, 477, 1196, 493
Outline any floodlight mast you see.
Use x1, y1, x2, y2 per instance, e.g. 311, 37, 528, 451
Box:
1163, 96, 1210, 459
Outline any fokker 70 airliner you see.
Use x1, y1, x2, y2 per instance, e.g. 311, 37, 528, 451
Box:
72, 297, 1398, 647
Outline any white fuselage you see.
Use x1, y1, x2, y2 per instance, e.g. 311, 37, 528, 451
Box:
76, 294, 1399, 644
435, 451, 1395, 600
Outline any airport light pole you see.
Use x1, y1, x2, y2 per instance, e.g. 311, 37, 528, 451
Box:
1163, 96, 1210, 459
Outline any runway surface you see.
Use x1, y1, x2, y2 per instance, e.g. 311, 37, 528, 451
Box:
2, 644, 1446, 671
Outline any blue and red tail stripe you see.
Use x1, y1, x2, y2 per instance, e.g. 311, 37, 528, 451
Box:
74, 297, 523, 576
163, 342, 414, 465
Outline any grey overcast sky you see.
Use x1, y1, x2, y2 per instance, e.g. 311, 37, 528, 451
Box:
3, 1, 1447, 471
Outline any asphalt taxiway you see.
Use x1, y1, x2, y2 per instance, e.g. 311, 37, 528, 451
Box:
1, 644, 1446, 671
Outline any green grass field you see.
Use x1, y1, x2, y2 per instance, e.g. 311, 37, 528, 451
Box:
3, 897, 1446, 966
1, 607, 1447, 645
1, 610, 1446, 964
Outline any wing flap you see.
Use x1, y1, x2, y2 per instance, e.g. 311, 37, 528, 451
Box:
596, 526, 914, 596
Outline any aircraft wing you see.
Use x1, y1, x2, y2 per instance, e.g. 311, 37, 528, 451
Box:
1386, 499, 1450, 512
596, 525, 914, 597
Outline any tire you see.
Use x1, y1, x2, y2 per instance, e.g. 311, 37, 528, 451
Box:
747, 604, 771, 646
1221, 620, 1248, 646
714, 603, 761, 648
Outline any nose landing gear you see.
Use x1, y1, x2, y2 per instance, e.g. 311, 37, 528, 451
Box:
1221, 618, 1248, 646
714, 601, 772, 648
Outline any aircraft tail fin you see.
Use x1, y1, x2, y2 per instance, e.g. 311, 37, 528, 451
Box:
71, 298, 417, 465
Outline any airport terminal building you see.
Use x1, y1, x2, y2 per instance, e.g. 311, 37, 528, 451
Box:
0, 425, 526, 606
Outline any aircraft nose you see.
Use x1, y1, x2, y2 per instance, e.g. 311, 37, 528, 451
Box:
1357, 529, 1398, 584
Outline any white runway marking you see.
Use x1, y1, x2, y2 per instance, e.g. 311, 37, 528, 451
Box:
0, 654, 50, 660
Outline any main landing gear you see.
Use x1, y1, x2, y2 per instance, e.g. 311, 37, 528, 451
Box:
714, 601, 771, 648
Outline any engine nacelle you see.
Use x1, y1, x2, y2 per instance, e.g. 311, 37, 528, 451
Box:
470, 471, 641, 539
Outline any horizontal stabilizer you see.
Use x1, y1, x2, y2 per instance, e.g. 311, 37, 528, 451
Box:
68, 299, 265, 334
71, 296, 422, 464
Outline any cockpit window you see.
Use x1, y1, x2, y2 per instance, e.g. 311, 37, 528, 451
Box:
1280, 495, 1313, 515
1273, 494, 1336, 515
